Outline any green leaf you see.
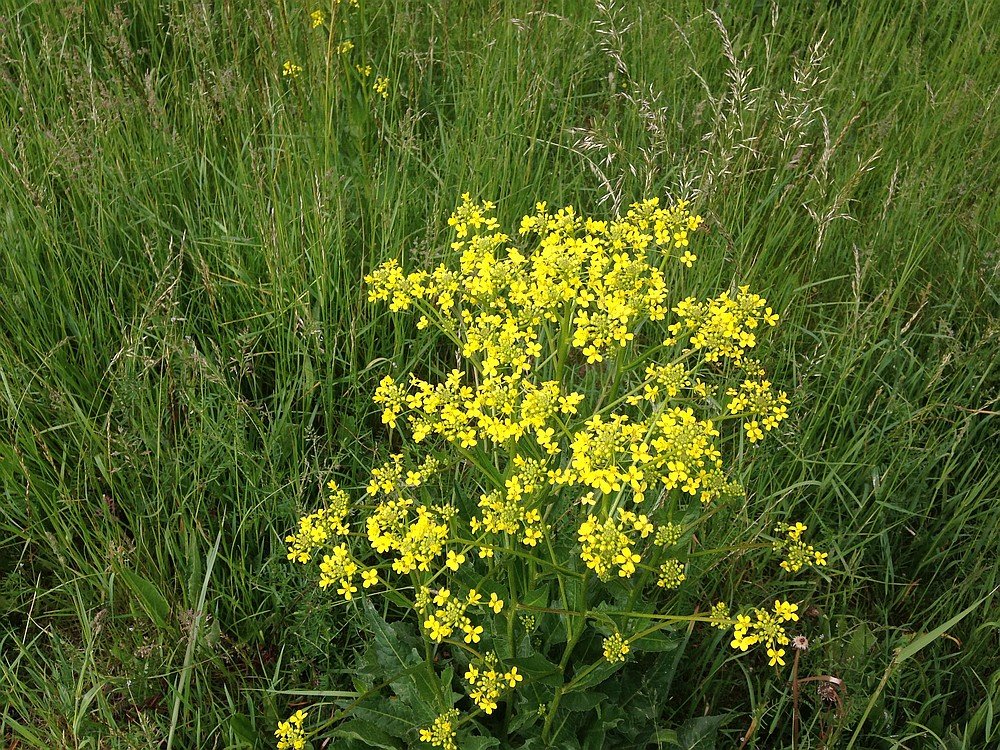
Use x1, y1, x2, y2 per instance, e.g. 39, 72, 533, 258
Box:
674, 715, 725, 749
564, 660, 621, 693
461, 736, 501, 750
227, 714, 258, 745
629, 630, 679, 653
511, 651, 563, 687
896, 592, 993, 664
118, 569, 170, 630
363, 601, 421, 673
522, 582, 550, 610
335, 718, 403, 749
560, 691, 605, 712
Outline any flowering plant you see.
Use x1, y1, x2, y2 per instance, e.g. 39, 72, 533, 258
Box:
280, 195, 827, 748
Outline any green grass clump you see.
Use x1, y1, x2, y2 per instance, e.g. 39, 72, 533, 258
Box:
1, 1, 997, 748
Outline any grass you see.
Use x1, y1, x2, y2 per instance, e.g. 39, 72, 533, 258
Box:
0, 0, 997, 747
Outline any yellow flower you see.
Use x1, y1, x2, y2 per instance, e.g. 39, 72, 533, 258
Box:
767, 647, 786, 667
310, 9, 325, 27
602, 632, 630, 663
361, 569, 378, 588
419, 709, 459, 750
504, 667, 523, 687
774, 600, 799, 622
337, 580, 358, 600
282, 60, 302, 78
373, 75, 389, 99
275, 709, 307, 750
445, 550, 465, 571
488, 593, 504, 613
463, 624, 484, 643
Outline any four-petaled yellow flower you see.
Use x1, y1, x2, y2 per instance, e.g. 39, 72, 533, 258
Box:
488, 593, 504, 613
445, 550, 465, 571
361, 569, 378, 588
767, 647, 786, 667
463, 624, 484, 643
337, 580, 358, 600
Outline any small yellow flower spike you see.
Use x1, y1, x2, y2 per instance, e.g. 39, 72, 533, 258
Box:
282, 60, 303, 78
419, 709, 459, 750
310, 9, 325, 27
774, 522, 828, 573
602, 632, 630, 663
275, 709, 307, 750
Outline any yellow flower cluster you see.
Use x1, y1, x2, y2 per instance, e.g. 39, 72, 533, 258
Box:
654, 522, 683, 547
383, 371, 583, 450
283, 195, 812, 738
657, 559, 686, 589
602, 631, 631, 663
416, 587, 491, 644
729, 600, 800, 666
285, 481, 350, 563
464, 653, 521, 714
709, 601, 731, 629
559, 407, 724, 503
310, 9, 325, 27
448, 193, 500, 238
577, 509, 653, 580
275, 709, 307, 750
373, 75, 389, 99
367, 197, 701, 365
626, 363, 691, 405
774, 522, 829, 572
282, 61, 303, 78
727, 377, 790, 442
366, 500, 451, 575
667, 287, 779, 363
470, 456, 548, 549
419, 709, 459, 750
365, 453, 440, 496
319, 544, 359, 601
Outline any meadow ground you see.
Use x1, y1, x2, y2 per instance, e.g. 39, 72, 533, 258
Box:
1, 1, 998, 748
